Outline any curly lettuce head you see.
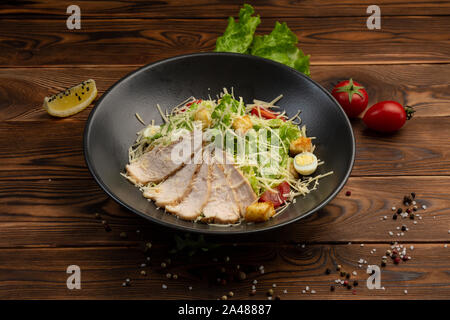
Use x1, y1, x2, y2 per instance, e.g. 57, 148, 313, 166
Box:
214, 4, 260, 53
250, 22, 310, 77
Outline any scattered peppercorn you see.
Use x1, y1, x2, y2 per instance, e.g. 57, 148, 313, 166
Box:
345, 273, 350, 279
397, 208, 403, 214
393, 214, 397, 220
347, 285, 352, 290
340, 271, 346, 277
353, 280, 358, 286
325, 268, 331, 275
381, 261, 386, 267
411, 192, 416, 199
406, 208, 411, 214
401, 225, 407, 232
410, 214, 415, 220
330, 285, 335, 292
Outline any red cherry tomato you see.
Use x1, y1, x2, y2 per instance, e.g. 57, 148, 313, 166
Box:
251, 106, 286, 121
259, 181, 291, 208
332, 79, 369, 118
362, 101, 415, 132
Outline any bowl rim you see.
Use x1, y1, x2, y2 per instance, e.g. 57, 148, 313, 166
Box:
84, 52, 355, 235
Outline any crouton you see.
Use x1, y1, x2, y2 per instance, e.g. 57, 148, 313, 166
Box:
232, 115, 253, 135
245, 202, 276, 222
289, 136, 312, 155
288, 157, 299, 179
194, 107, 212, 128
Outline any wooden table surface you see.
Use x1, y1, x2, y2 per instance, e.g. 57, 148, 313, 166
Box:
0, 0, 449, 300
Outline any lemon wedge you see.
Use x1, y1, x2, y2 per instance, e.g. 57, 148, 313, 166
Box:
43, 79, 97, 117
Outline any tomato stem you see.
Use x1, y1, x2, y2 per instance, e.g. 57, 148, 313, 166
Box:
335, 78, 365, 103
405, 105, 415, 120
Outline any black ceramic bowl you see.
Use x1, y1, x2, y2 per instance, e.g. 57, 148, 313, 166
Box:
84, 52, 355, 234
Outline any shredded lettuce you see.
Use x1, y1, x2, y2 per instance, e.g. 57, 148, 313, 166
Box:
215, 4, 260, 53
211, 94, 244, 127
215, 4, 310, 77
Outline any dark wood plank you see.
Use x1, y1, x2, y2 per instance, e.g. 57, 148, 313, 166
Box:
1, 162, 449, 247
1, 16, 449, 66
1, 64, 449, 121
0, 244, 448, 299
0, 116, 448, 179
1, 0, 449, 18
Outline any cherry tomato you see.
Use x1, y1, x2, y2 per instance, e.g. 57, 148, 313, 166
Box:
362, 101, 415, 132
332, 79, 369, 118
251, 106, 286, 121
259, 181, 291, 208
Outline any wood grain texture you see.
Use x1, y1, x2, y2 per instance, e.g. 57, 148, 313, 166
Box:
0, 119, 448, 248
1, 0, 449, 300
1, 16, 449, 67
0, 244, 449, 299
1, 168, 449, 246
1, 64, 449, 121
2, 0, 450, 18
0, 116, 448, 180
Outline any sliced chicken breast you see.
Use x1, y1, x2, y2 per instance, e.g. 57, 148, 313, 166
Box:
202, 164, 240, 224
126, 135, 199, 185
165, 161, 211, 221
143, 162, 200, 207
222, 164, 258, 216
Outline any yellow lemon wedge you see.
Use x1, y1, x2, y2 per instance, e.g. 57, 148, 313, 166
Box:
43, 79, 97, 117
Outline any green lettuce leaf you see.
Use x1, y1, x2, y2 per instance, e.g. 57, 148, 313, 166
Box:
279, 121, 301, 144
214, 4, 260, 53
250, 22, 310, 76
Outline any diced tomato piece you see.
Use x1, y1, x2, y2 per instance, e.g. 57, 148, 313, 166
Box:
276, 181, 291, 200
250, 106, 286, 121
259, 181, 291, 208
186, 99, 202, 107
180, 99, 203, 112
259, 190, 284, 208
